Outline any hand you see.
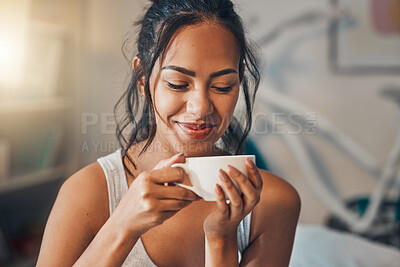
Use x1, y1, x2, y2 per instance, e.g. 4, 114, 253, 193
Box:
203, 158, 263, 240
110, 153, 200, 237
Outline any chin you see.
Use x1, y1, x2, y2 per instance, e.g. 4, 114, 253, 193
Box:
176, 138, 221, 157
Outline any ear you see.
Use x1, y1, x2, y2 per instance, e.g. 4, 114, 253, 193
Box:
132, 56, 146, 96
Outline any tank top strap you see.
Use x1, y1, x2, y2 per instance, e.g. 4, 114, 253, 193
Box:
237, 211, 252, 261
97, 149, 128, 215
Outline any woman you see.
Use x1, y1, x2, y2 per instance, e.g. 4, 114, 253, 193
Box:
37, 0, 300, 266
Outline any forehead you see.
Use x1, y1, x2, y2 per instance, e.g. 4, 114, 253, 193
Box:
160, 23, 241, 71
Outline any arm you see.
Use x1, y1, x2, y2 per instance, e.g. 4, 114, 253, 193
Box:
240, 170, 301, 267
37, 163, 135, 267
37, 154, 199, 266
204, 159, 262, 267
205, 232, 239, 267
73, 216, 140, 267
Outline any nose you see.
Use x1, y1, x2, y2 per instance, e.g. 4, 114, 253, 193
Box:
186, 89, 214, 118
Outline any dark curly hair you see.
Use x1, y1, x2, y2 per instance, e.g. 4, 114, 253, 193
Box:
115, 0, 260, 174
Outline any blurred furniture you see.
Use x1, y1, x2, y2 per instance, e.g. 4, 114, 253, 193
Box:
251, 0, 400, 247
329, 0, 400, 74
0, 0, 83, 265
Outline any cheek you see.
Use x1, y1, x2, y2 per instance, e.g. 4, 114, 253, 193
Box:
153, 86, 183, 120
228, 94, 239, 113
213, 92, 239, 125
226, 90, 239, 113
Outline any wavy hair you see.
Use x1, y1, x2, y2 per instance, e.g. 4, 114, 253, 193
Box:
115, 0, 260, 174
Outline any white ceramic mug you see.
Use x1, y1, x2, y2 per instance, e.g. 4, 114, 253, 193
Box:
171, 155, 255, 201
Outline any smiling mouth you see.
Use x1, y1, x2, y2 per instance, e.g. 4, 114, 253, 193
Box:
176, 122, 216, 139
177, 122, 215, 130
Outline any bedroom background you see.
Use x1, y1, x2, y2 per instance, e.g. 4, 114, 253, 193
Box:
0, 0, 399, 266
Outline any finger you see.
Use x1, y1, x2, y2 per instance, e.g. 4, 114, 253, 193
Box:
153, 153, 185, 170
154, 166, 193, 187
245, 158, 263, 190
227, 165, 260, 210
164, 153, 185, 167
215, 183, 230, 218
144, 167, 185, 184
172, 167, 194, 186
154, 185, 200, 201
219, 169, 243, 218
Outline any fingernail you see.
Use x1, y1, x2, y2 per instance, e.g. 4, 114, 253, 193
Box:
228, 165, 240, 176
219, 171, 228, 182
173, 152, 184, 159
215, 184, 223, 195
247, 158, 256, 169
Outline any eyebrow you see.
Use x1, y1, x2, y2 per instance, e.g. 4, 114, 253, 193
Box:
161, 65, 237, 78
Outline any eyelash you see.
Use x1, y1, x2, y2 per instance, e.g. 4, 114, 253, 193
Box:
167, 82, 188, 90
166, 82, 233, 93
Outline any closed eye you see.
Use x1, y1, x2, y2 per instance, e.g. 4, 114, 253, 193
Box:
167, 82, 233, 92
167, 82, 188, 90
212, 85, 233, 93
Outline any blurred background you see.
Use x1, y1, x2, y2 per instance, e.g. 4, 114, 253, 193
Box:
0, 0, 399, 266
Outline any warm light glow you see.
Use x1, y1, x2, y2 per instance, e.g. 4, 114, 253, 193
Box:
0, 0, 30, 92
0, 33, 26, 90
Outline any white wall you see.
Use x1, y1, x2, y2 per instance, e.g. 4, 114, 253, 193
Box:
79, 0, 146, 166
79, 0, 400, 224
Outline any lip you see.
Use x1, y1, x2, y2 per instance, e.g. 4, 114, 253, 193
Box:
177, 122, 215, 129
177, 122, 215, 139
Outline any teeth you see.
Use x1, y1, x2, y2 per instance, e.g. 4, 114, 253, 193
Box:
181, 123, 207, 130
187, 125, 202, 130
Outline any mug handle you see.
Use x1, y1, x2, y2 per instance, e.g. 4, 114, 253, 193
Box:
171, 163, 202, 197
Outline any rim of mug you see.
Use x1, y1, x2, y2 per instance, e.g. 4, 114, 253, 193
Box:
186, 154, 255, 160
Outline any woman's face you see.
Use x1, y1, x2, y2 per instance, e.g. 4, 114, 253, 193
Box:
146, 23, 241, 156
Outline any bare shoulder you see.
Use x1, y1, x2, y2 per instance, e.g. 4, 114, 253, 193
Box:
240, 169, 300, 265
258, 169, 301, 211
58, 162, 109, 231
251, 169, 301, 239
62, 162, 107, 197
37, 162, 109, 265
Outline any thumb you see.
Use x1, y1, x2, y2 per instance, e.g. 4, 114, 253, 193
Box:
153, 153, 185, 170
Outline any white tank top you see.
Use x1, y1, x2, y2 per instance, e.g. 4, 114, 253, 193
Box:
97, 149, 252, 266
